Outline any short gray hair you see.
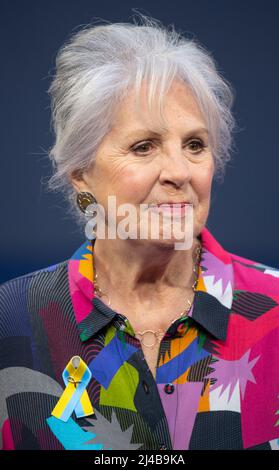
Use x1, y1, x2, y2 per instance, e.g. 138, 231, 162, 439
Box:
47, 13, 237, 224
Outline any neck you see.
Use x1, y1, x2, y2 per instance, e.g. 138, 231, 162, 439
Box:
92, 236, 201, 307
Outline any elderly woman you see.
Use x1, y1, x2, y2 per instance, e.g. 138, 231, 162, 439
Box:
1, 15, 279, 452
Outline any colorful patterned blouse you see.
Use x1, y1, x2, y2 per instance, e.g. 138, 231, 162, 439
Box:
1, 226, 279, 450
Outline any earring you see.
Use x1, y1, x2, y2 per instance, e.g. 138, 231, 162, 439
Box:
76, 191, 97, 215
77, 192, 98, 240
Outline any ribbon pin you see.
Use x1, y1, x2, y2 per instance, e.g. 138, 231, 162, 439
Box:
51, 356, 94, 422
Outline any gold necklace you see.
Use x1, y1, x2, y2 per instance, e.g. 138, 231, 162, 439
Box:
93, 240, 202, 348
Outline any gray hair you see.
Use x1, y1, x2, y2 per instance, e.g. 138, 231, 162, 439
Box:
47, 13, 237, 225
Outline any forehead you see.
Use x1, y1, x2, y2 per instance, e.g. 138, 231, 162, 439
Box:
110, 79, 207, 137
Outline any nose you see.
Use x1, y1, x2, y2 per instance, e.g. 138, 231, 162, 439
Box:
158, 150, 191, 189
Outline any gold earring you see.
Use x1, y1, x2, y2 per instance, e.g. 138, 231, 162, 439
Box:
76, 192, 97, 214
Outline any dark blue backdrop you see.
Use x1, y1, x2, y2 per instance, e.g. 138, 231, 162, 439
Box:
1, 0, 278, 283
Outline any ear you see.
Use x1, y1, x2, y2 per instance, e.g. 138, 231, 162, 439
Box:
70, 169, 89, 193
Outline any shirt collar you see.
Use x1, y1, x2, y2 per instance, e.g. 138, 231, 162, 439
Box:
68, 225, 234, 342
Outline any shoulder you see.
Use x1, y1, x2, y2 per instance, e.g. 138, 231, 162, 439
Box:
0, 260, 70, 328
229, 249, 279, 298
0, 259, 69, 293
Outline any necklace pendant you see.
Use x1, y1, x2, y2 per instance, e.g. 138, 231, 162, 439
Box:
135, 329, 164, 348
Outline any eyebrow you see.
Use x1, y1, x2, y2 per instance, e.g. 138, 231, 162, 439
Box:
125, 126, 209, 139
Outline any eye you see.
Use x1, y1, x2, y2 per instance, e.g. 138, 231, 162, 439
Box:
131, 141, 154, 155
131, 138, 207, 156
187, 139, 206, 153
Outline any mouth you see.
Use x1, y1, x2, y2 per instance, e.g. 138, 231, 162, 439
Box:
148, 202, 192, 216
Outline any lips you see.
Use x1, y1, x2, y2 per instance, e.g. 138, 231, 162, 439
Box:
157, 203, 190, 207
148, 202, 191, 216
149, 201, 192, 206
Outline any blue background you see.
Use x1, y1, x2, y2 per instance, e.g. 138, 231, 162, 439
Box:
1, 0, 278, 283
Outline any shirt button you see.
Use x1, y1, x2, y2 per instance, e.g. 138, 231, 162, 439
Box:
164, 383, 175, 394
142, 380, 150, 394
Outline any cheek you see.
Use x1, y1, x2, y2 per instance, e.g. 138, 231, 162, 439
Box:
112, 163, 157, 202
193, 162, 214, 203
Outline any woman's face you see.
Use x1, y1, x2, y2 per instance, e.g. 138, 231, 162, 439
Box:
72, 79, 215, 246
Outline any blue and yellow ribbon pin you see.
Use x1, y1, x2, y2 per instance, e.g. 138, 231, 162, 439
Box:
51, 356, 94, 422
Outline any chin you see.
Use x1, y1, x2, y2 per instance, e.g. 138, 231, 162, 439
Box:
143, 234, 194, 251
